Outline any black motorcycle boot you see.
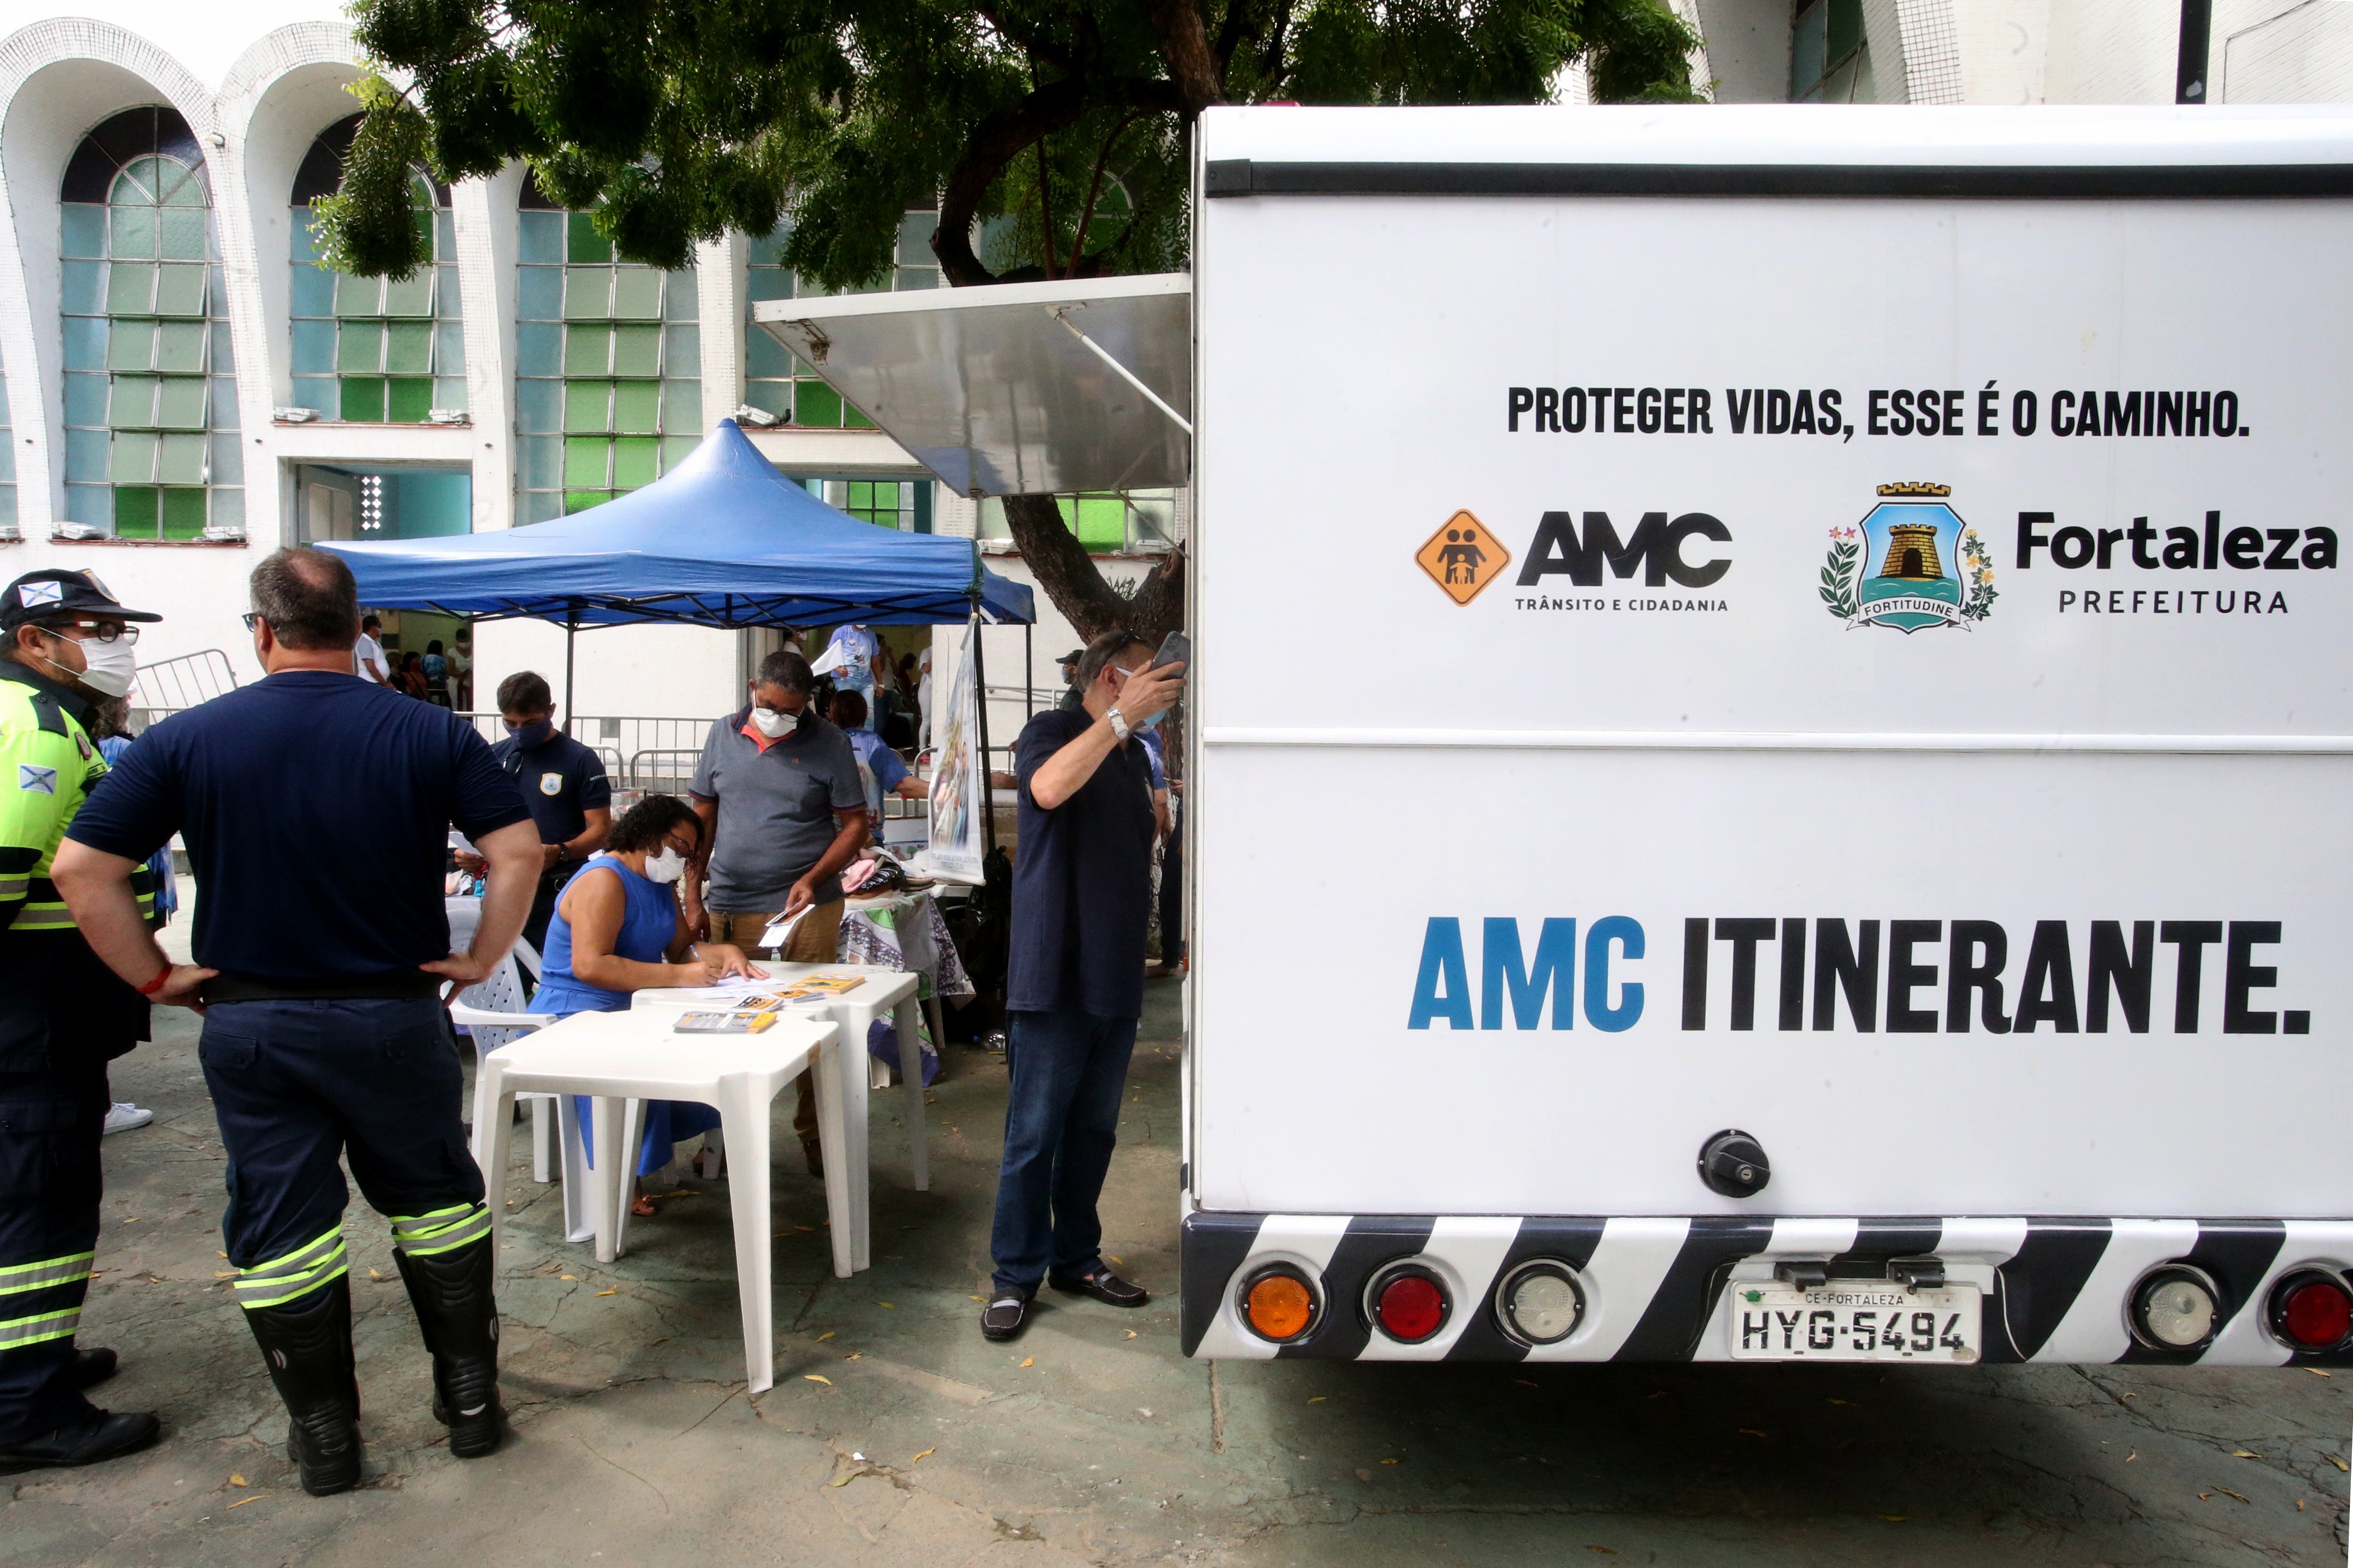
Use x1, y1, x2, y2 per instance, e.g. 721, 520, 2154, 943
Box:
393, 1236, 504, 1458
242, 1277, 364, 1496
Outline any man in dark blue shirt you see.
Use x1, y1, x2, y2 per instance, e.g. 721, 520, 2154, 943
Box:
54, 549, 540, 1496
483, 670, 611, 953
982, 630, 1185, 1342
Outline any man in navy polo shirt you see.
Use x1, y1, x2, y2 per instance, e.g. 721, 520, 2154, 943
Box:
484, 670, 611, 953
54, 548, 541, 1496
981, 629, 1184, 1342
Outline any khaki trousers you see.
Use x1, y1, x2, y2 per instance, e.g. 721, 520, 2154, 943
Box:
708, 903, 843, 1147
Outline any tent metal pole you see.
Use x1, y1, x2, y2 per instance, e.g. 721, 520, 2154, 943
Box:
970, 602, 997, 863
1025, 622, 1034, 719
563, 601, 578, 733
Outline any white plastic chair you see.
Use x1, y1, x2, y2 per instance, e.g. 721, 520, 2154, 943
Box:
469, 1009, 853, 1393
449, 948, 595, 1243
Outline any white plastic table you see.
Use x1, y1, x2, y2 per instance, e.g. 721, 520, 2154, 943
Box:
468, 1007, 850, 1393
633, 963, 925, 1272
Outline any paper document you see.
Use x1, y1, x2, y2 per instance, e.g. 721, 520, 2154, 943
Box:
759, 907, 812, 953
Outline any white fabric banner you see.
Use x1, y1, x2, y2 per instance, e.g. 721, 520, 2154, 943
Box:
925, 619, 986, 883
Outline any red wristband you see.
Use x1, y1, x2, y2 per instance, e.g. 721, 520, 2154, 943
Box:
136, 967, 171, 997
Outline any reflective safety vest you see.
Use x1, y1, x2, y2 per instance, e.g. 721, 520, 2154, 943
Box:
0, 667, 147, 933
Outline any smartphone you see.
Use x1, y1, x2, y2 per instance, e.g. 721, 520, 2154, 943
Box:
1153, 630, 1191, 672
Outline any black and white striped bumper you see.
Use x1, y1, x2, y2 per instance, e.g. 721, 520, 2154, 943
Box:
1179, 1211, 2353, 1365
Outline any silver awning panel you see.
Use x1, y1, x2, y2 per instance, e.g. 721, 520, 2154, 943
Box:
754, 274, 1191, 498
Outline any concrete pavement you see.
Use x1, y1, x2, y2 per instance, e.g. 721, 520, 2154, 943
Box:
7, 955, 2349, 1566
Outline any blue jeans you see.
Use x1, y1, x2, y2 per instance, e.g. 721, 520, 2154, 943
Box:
988, 1009, 1137, 1294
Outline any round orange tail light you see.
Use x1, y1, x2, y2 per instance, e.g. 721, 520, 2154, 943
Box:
1240, 1266, 1319, 1342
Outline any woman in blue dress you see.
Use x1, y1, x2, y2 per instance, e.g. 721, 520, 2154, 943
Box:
529, 795, 766, 1215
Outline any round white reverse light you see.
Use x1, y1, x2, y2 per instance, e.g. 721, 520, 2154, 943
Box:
1500, 1263, 1584, 1345
2134, 1270, 2218, 1350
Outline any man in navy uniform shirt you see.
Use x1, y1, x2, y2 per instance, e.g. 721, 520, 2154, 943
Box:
54, 549, 541, 1495
483, 671, 611, 953
981, 629, 1184, 1341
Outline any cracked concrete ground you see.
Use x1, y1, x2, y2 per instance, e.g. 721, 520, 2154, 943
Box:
8, 904, 2351, 1566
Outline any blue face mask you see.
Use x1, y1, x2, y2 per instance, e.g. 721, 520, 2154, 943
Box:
1113, 665, 1167, 728
505, 717, 555, 748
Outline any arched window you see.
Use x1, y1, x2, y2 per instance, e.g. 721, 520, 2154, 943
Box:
742, 214, 936, 428
0, 351, 16, 539
58, 107, 241, 541
289, 114, 465, 423
514, 175, 700, 520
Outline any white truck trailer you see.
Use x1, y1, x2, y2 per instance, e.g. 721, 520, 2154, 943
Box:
764, 102, 2353, 1371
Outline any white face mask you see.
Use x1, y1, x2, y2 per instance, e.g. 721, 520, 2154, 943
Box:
642, 847, 686, 885
751, 706, 799, 739
45, 635, 135, 699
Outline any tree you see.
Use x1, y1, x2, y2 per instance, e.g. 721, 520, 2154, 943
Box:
327, 0, 1700, 643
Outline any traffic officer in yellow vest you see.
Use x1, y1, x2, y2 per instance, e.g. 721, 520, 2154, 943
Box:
0, 569, 161, 1475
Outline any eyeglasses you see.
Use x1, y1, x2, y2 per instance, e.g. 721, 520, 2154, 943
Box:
239, 612, 265, 633
661, 833, 699, 859
41, 619, 137, 644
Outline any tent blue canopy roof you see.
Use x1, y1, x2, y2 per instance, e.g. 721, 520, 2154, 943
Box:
316, 420, 1033, 628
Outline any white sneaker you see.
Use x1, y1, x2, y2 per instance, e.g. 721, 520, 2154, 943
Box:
102, 1102, 154, 1135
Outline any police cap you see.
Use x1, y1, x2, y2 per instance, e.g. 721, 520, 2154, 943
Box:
0, 568, 162, 632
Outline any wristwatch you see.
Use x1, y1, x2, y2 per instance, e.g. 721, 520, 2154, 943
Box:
1106, 706, 1131, 741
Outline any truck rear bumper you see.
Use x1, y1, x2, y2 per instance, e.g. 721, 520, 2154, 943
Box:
1179, 1211, 2353, 1365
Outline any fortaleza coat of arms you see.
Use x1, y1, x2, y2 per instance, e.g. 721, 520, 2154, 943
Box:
1819, 483, 1997, 633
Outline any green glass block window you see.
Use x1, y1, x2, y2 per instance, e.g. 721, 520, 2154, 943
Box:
58, 107, 241, 540
0, 351, 16, 536
1791, 0, 1868, 102
975, 489, 1174, 554
289, 115, 463, 423
744, 212, 938, 428
803, 477, 933, 533
517, 186, 699, 520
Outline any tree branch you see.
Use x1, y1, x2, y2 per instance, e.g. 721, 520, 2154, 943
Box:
1002, 496, 1185, 644
1212, 0, 1252, 79
969, 2, 1079, 75
931, 75, 1096, 285
1257, 0, 1295, 89
1066, 110, 1143, 269
1137, 0, 1226, 113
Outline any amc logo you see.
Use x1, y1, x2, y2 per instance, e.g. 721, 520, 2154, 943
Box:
1416, 509, 1732, 606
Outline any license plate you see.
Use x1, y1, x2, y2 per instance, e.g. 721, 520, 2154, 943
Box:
1726, 1283, 1981, 1363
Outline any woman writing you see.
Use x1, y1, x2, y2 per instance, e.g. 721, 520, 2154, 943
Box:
529, 794, 766, 1215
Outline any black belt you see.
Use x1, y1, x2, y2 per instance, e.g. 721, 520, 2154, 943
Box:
201, 971, 447, 1005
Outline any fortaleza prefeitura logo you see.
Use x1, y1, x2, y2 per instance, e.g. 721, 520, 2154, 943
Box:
1820, 484, 1997, 633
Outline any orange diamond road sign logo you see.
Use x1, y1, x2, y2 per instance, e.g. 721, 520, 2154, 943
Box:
1416, 510, 1508, 605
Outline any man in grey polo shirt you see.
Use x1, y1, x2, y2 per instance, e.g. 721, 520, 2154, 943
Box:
683, 650, 867, 1173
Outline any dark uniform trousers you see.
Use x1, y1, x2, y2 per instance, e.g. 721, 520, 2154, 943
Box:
0, 933, 144, 1444
199, 998, 488, 1311
521, 862, 580, 959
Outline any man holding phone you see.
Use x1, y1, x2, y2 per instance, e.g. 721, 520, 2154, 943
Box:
981, 628, 1185, 1340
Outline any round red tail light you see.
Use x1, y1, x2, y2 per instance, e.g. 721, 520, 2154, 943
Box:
1368, 1265, 1450, 1343
2268, 1269, 2353, 1352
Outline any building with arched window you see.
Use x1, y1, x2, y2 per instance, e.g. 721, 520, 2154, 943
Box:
287, 113, 465, 425
56, 106, 241, 541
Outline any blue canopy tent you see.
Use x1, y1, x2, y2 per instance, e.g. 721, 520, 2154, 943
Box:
317, 417, 1033, 736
